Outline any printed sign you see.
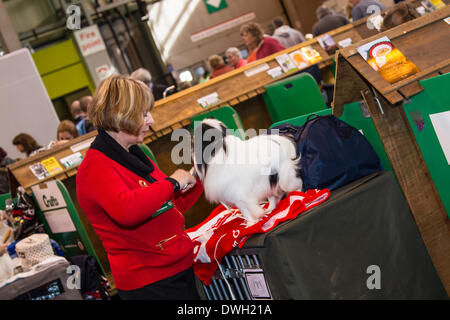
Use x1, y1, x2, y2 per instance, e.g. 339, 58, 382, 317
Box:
357, 36, 419, 84
31, 181, 67, 212
244, 62, 270, 77
41, 157, 64, 176
60, 152, 84, 169
430, 111, 450, 165
289, 50, 310, 69
275, 54, 298, 73
95, 64, 112, 81
44, 208, 77, 234
203, 0, 227, 14
317, 34, 337, 54
191, 12, 255, 42
197, 92, 221, 108
74, 24, 106, 57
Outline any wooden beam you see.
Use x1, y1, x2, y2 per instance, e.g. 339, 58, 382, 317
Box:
361, 89, 450, 296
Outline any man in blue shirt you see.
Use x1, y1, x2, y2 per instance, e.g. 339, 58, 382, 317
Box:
349, 0, 386, 21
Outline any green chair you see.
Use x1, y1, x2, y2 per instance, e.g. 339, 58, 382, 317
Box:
0, 193, 12, 210
190, 105, 246, 140
263, 72, 328, 123
270, 102, 393, 174
138, 144, 158, 165
403, 73, 450, 218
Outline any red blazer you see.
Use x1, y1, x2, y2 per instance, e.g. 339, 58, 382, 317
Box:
76, 149, 203, 291
256, 36, 286, 60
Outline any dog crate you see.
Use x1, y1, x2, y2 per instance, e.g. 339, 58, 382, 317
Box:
200, 248, 272, 300
198, 172, 448, 300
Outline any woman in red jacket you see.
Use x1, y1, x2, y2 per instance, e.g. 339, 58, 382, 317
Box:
240, 22, 286, 63
76, 75, 203, 300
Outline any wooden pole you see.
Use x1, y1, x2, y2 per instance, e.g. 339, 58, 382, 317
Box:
361, 88, 450, 296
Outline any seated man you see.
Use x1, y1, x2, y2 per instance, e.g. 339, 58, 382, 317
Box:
76, 96, 96, 136
271, 16, 305, 48
313, 5, 350, 37
349, 0, 385, 21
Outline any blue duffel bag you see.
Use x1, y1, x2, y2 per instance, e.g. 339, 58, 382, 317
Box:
271, 114, 383, 191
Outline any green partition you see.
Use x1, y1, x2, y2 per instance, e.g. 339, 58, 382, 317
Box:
0, 193, 11, 211
263, 73, 327, 123
190, 105, 246, 140
403, 73, 450, 218
30, 180, 107, 276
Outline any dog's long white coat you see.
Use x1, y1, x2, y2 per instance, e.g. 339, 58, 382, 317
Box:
195, 120, 303, 225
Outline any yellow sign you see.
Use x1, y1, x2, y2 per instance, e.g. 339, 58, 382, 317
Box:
41, 157, 64, 176
430, 0, 446, 9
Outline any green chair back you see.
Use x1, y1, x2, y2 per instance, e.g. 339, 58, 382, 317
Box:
403, 73, 450, 218
0, 193, 11, 211
263, 72, 327, 123
190, 105, 246, 140
138, 144, 158, 165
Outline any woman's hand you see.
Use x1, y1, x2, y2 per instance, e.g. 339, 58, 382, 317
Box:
170, 169, 196, 191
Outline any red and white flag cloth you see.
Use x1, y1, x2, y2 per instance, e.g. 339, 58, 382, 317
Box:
186, 189, 330, 285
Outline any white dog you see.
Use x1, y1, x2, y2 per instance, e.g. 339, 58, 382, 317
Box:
192, 119, 303, 226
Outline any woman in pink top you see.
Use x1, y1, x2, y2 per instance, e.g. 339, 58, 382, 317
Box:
225, 47, 247, 69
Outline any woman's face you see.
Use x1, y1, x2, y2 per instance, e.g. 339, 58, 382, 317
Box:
135, 111, 154, 144
15, 144, 24, 153
241, 31, 256, 48
58, 131, 75, 142
226, 53, 239, 67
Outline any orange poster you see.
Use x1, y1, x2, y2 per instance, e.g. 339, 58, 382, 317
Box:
357, 36, 419, 84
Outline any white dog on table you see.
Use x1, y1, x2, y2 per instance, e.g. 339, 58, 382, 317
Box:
192, 119, 303, 226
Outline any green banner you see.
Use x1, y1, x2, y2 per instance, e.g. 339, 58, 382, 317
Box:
203, 0, 227, 14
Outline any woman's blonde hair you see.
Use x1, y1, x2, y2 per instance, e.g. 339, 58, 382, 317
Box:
89, 74, 154, 136
57, 120, 78, 140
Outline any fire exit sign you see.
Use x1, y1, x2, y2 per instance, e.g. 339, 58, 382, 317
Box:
204, 0, 227, 14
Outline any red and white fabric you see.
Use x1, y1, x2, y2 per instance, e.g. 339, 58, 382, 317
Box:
186, 189, 330, 285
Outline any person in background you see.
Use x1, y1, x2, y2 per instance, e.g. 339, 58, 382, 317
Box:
198, 70, 210, 83
12, 133, 42, 158
240, 22, 285, 63
312, 5, 350, 37
208, 55, 233, 79
381, 2, 419, 31
271, 16, 305, 48
348, 0, 385, 21
225, 47, 247, 69
56, 120, 79, 144
70, 100, 86, 126
76, 74, 203, 300
0, 147, 15, 194
130, 68, 168, 101
76, 96, 96, 136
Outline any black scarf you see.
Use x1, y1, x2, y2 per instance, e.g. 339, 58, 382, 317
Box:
90, 130, 156, 183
